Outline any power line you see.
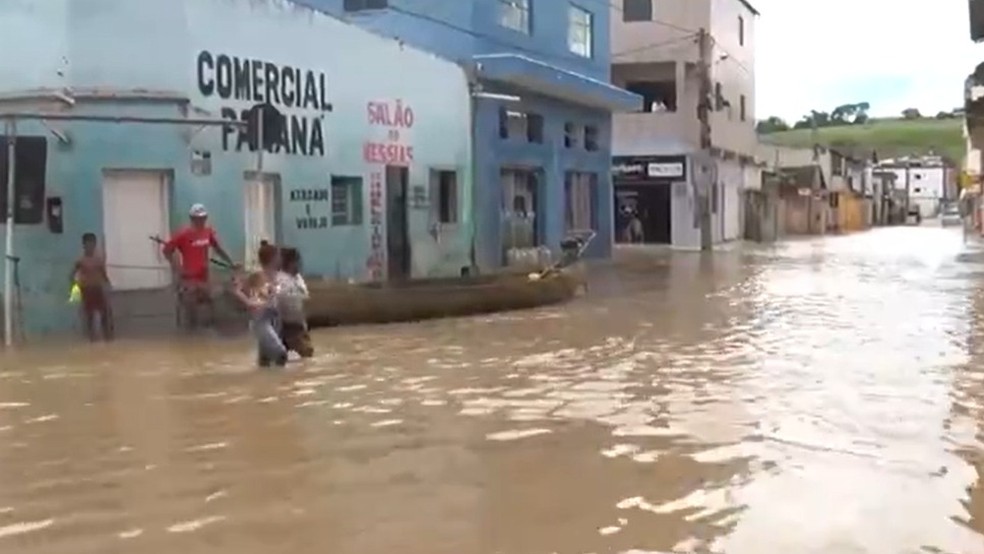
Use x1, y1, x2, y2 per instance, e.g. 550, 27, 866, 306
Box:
612, 32, 698, 60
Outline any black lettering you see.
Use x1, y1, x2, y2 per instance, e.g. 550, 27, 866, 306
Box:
216, 55, 233, 99
303, 71, 318, 110
319, 73, 330, 111
279, 114, 292, 155
252, 60, 265, 103
220, 107, 237, 150
233, 57, 252, 100
282, 66, 295, 108
311, 119, 324, 157
291, 115, 308, 156
197, 51, 215, 96
265, 63, 280, 105
238, 108, 251, 152
295, 68, 303, 108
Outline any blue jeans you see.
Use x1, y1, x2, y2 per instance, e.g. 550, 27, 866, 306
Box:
252, 307, 287, 367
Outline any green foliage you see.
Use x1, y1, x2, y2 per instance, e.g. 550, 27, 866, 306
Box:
761, 117, 964, 162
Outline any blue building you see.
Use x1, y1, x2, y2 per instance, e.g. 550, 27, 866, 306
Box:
296, 0, 641, 270
0, 0, 474, 337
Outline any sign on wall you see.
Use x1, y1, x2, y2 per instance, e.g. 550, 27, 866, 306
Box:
613, 156, 688, 182
196, 51, 332, 156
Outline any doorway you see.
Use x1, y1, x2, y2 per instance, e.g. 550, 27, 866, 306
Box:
385, 165, 410, 281
500, 168, 540, 260
615, 183, 671, 244
243, 172, 280, 268
102, 170, 171, 290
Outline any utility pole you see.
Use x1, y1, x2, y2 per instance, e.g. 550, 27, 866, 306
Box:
696, 28, 714, 251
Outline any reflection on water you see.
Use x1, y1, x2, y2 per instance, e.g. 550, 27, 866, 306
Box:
1, 227, 984, 553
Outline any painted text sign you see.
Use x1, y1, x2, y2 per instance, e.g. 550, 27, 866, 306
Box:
196, 51, 331, 156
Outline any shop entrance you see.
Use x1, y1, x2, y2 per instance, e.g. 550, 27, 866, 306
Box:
615, 183, 672, 244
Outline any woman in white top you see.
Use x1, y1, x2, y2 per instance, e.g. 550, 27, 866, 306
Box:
276, 247, 313, 358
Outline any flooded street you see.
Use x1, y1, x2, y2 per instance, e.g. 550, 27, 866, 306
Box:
2, 226, 984, 554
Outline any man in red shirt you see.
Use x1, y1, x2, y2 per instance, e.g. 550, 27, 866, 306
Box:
162, 204, 237, 330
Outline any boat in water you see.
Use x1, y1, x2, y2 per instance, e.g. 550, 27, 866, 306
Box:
305, 267, 584, 328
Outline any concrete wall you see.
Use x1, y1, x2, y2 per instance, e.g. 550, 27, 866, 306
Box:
0, 0, 473, 336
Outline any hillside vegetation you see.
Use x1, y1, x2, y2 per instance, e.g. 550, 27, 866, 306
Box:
760, 118, 964, 163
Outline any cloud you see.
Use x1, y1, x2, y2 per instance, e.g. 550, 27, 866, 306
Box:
754, 0, 984, 122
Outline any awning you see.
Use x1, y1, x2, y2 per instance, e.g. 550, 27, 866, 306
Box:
473, 54, 642, 112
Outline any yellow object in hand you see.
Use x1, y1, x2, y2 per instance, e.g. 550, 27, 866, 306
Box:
68, 282, 82, 304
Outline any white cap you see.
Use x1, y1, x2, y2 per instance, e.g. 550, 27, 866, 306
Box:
189, 203, 208, 217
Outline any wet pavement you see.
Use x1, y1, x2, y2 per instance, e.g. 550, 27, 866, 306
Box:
1, 226, 984, 554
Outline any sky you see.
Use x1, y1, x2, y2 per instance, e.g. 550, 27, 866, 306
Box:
754, 0, 984, 123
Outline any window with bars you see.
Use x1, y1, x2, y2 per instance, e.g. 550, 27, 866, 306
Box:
564, 172, 597, 231
567, 5, 593, 58
331, 176, 363, 226
498, 0, 531, 33
430, 169, 459, 224
0, 136, 47, 225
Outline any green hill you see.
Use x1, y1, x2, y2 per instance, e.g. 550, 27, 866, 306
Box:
761, 118, 965, 163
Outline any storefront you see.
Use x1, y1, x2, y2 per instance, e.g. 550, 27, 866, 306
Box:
612, 155, 688, 245
0, 0, 473, 337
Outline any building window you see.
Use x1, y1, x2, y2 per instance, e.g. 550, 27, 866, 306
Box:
711, 182, 719, 213
714, 82, 725, 111
567, 5, 593, 58
584, 125, 600, 151
564, 122, 579, 148
623, 0, 651, 21
740, 95, 747, 122
739, 15, 745, 46
500, 109, 544, 143
829, 192, 839, 209
343, 0, 388, 11
430, 170, 458, 224
331, 176, 363, 226
527, 113, 544, 143
626, 80, 676, 112
565, 172, 597, 231
498, 0, 530, 33
0, 136, 47, 225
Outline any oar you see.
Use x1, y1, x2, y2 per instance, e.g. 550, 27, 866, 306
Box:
149, 235, 235, 269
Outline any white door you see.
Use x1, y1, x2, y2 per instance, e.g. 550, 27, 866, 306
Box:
244, 176, 277, 268
102, 171, 171, 290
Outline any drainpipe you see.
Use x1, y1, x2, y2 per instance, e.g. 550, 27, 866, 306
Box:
3, 118, 16, 347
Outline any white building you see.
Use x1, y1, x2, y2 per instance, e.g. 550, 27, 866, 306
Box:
876, 157, 956, 218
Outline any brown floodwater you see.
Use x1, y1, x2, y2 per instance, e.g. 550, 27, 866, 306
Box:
1, 226, 984, 554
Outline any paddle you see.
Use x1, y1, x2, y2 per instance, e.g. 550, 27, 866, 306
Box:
149, 235, 236, 269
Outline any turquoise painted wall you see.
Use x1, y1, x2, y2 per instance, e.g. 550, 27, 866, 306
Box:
0, 0, 473, 336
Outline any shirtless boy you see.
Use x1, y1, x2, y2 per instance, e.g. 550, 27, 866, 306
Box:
71, 233, 114, 341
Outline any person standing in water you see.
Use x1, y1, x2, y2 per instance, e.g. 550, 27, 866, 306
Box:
276, 247, 313, 359
234, 243, 287, 367
70, 232, 114, 341
162, 204, 238, 330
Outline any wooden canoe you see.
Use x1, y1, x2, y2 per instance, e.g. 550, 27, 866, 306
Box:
305, 267, 584, 327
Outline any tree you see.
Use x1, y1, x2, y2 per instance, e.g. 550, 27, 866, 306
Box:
756, 116, 790, 134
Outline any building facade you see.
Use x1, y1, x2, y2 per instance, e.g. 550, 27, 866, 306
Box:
0, 0, 473, 337
876, 157, 956, 219
295, 0, 641, 270
610, 0, 759, 250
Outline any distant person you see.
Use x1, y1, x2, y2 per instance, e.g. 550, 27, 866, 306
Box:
70, 232, 114, 341
162, 204, 237, 330
276, 247, 313, 359
234, 243, 287, 368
